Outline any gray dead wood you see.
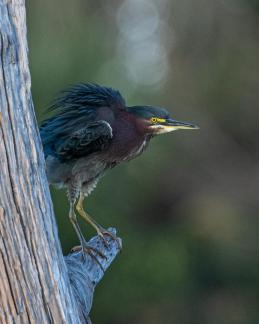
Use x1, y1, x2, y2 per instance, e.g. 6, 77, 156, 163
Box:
0, 1, 120, 323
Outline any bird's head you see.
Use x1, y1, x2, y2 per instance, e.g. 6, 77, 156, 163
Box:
128, 105, 199, 135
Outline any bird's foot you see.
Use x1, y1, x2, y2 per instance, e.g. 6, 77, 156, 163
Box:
96, 227, 122, 250
71, 242, 106, 271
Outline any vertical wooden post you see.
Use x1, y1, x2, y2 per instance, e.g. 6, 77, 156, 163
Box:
0, 1, 120, 322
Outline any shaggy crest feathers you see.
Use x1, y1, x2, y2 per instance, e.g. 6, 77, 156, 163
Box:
48, 83, 126, 113
40, 83, 125, 158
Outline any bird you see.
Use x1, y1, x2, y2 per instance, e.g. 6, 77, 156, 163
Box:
40, 83, 198, 256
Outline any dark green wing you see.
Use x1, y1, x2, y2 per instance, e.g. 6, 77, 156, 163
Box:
56, 121, 113, 162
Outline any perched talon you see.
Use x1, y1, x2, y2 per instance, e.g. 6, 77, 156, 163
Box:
97, 228, 122, 250
71, 244, 106, 259
97, 231, 109, 247
82, 245, 105, 272
71, 243, 106, 271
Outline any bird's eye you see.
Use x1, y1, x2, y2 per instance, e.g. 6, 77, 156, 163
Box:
150, 117, 158, 123
150, 117, 166, 124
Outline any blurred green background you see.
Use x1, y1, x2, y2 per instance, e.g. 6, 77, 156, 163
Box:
27, 0, 259, 323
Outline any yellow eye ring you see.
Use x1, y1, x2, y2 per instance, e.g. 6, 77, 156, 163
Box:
150, 117, 166, 124
150, 117, 158, 123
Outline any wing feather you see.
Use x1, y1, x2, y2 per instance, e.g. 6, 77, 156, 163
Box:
56, 121, 113, 161
40, 83, 125, 158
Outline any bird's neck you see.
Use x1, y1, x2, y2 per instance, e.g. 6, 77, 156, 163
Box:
102, 111, 150, 162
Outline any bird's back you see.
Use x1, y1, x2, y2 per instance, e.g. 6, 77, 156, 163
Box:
40, 83, 125, 159
40, 84, 129, 188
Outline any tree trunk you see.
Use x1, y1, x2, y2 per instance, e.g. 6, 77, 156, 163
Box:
0, 1, 120, 323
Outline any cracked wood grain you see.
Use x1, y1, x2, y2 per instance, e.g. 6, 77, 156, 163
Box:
0, 1, 121, 323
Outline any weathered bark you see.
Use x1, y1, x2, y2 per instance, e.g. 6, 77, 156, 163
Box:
65, 229, 121, 322
0, 1, 120, 323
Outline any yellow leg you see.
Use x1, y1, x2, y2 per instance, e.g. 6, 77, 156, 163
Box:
76, 193, 121, 249
69, 203, 105, 266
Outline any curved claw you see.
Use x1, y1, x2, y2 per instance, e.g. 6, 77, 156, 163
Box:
97, 228, 122, 250
71, 243, 106, 272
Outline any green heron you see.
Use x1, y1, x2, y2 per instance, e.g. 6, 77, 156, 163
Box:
40, 83, 198, 255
